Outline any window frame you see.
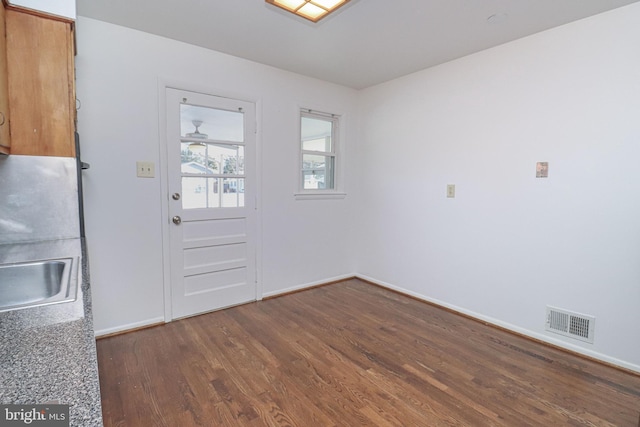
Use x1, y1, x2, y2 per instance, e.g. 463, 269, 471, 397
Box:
296, 108, 346, 200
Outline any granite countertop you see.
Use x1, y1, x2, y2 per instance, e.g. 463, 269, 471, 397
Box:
0, 238, 103, 426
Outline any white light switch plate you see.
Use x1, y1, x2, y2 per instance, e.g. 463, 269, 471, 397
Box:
447, 184, 455, 198
136, 161, 155, 178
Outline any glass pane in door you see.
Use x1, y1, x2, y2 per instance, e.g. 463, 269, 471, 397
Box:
181, 143, 218, 175
208, 144, 245, 175
180, 104, 244, 142
182, 177, 222, 209
221, 178, 245, 208
180, 102, 246, 209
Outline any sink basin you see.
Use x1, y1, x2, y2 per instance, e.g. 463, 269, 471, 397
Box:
0, 258, 75, 312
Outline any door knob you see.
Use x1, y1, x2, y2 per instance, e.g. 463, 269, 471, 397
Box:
172, 216, 182, 225
172, 193, 181, 200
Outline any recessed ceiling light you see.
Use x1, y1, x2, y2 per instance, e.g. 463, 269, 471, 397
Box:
266, 0, 351, 23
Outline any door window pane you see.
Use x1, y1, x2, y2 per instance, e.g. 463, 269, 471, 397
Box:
182, 177, 245, 209
180, 104, 243, 142
221, 178, 245, 208
181, 142, 243, 176
179, 102, 247, 208
212, 144, 245, 176
182, 177, 219, 209
181, 143, 218, 175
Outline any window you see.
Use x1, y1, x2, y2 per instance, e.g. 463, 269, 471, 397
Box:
179, 104, 246, 209
300, 109, 339, 193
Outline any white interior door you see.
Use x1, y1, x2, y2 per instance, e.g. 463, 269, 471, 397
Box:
166, 88, 256, 320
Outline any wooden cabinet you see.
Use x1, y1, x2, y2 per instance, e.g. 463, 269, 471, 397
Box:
0, 2, 9, 155
4, 7, 75, 157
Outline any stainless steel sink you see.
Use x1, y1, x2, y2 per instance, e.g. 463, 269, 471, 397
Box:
0, 258, 75, 312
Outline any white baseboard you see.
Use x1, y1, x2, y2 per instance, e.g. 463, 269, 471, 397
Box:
261, 273, 355, 299
94, 273, 356, 336
357, 274, 640, 374
94, 316, 165, 338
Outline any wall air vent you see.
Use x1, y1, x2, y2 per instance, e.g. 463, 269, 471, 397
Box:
545, 306, 595, 344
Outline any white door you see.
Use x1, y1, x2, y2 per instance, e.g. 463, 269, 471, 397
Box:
165, 88, 256, 320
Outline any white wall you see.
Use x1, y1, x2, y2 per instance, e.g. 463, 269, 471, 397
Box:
7, 0, 75, 20
75, 18, 358, 335
357, 3, 640, 371
78, 4, 640, 372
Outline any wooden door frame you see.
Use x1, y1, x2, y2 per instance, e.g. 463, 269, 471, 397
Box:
158, 78, 263, 322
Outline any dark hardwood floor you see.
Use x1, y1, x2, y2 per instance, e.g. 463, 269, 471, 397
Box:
97, 279, 640, 426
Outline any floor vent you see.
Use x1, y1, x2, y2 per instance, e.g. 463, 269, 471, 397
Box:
546, 306, 595, 344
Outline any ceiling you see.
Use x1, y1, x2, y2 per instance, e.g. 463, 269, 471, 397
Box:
76, 0, 639, 90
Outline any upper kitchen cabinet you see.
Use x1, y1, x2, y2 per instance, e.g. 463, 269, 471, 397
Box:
0, 2, 9, 155
5, 7, 76, 157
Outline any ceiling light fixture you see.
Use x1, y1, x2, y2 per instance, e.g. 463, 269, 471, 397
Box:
266, 0, 351, 23
186, 120, 208, 139
186, 120, 208, 154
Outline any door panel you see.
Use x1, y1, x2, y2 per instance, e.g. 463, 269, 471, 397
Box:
184, 244, 247, 270
166, 88, 256, 320
184, 268, 247, 296
182, 217, 246, 240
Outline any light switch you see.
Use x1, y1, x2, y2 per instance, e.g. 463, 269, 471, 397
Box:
447, 184, 455, 198
136, 161, 155, 178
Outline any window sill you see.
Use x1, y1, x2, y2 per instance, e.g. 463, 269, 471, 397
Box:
294, 192, 347, 201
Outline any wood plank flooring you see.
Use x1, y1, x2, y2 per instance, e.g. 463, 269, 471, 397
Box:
97, 279, 640, 426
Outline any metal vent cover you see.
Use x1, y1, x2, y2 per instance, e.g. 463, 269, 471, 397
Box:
546, 306, 595, 344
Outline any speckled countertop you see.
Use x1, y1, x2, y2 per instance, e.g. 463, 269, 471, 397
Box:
0, 238, 103, 426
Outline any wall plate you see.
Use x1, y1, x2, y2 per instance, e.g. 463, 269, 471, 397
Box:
136, 161, 155, 178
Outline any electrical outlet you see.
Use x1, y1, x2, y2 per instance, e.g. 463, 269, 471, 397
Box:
136, 161, 155, 178
447, 184, 455, 198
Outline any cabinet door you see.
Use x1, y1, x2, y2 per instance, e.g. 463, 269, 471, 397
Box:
0, 3, 10, 155
6, 9, 75, 157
